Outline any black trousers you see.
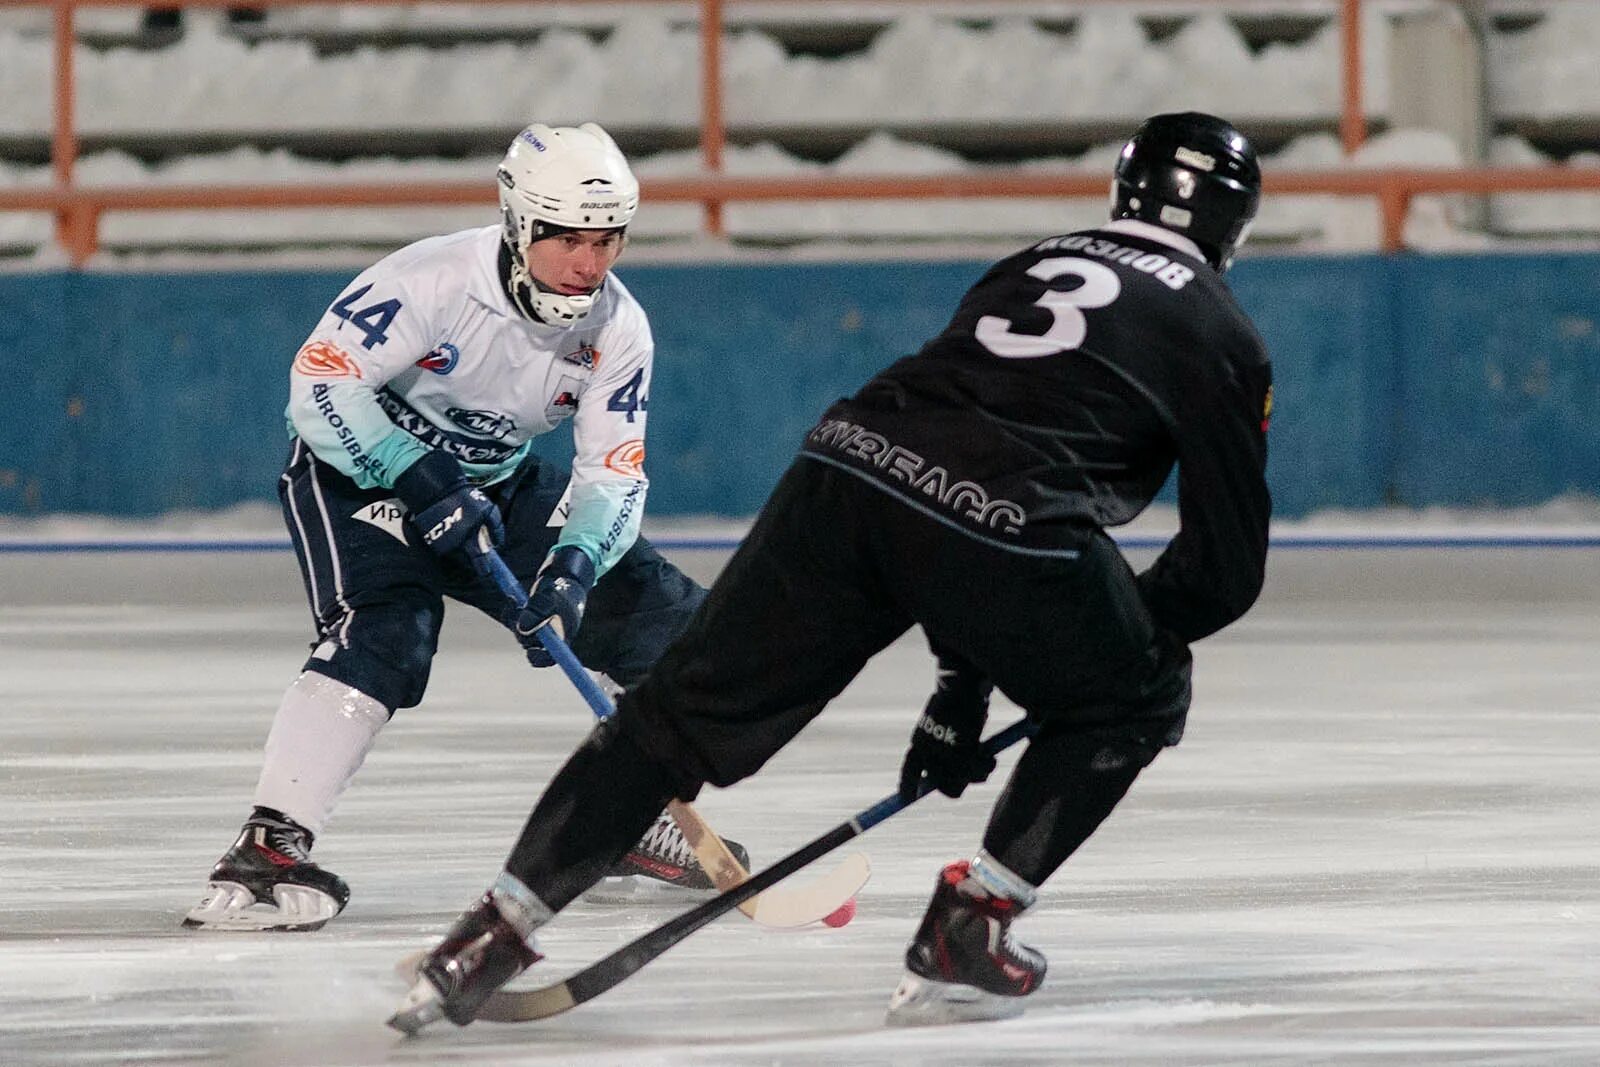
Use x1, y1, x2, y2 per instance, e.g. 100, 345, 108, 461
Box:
511, 458, 1195, 902
617, 458, 1190, 792
278, 438, 706, 711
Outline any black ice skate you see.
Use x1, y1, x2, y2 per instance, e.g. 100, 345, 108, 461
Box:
181, 807, 350, 932
885, 859, 1046, 1026
388, 875, 547, 1034
584, 810, 751, 901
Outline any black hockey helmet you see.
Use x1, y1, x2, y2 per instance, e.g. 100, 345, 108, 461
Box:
1112, 112, 1261, 270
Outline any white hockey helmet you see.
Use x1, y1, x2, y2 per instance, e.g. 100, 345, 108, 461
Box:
497, 122, 640, 325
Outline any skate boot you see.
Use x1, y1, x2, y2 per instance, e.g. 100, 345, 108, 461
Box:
182, 807, 349, 931
584, 810, 751, 902
886, 857, 1046, 1026
388, 873, 548, 1034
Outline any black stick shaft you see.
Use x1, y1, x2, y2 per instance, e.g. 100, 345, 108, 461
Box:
545, 716, 1038, 1012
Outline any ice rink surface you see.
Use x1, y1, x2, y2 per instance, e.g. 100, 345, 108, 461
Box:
3, 543, 1599, 1066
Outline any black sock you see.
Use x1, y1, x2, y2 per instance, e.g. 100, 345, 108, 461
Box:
506, 718, 676, 910
981, 725, 1161, 886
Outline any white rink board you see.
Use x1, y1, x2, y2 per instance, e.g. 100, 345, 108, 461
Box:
2, 543, 1599, 1066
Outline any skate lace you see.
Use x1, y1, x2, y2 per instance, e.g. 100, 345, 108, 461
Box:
956, 884, 1029, 961
979, 907, 1038, 970
635, 814, 699, 870
257, 823, 312, 863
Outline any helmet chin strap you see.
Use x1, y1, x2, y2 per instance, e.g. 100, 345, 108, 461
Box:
505, 255, 599, 326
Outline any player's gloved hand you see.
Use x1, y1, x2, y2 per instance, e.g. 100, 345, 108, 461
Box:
516, 545, 598, 668
393, 450, 504, 574
898, 657, 997, 802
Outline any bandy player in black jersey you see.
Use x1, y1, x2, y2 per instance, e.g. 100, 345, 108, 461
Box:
392, 111, 1274, 1032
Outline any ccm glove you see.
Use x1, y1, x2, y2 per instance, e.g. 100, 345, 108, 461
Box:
393, 450, 504, 572
898, 657, 997, 802
516, 545, 598, 668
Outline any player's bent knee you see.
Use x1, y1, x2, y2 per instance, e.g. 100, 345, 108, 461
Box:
300, 639, 435, 713
304, 656, 423, 714
303, 610, 438, 711
1033, 718, 1169, 774
583, 567, 708, 689
588, 715, 702, 802
611, 696, 711, 800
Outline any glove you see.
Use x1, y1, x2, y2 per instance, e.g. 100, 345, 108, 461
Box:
516, 545, 598, 668
898, 657, 997, 802
393, 450, 504, 572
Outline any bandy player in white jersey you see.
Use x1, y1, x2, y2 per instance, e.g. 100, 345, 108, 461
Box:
183, 123, 748, 933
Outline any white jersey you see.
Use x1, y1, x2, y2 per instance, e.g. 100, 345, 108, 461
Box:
285, 225, 653, 575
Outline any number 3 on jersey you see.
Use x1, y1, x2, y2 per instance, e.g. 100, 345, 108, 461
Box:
975, 257, 1121, 359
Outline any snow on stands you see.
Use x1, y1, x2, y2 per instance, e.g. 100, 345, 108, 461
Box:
1, 5, 1600, 258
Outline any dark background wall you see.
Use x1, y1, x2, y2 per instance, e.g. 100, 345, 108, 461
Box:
3, 252, 1597, 518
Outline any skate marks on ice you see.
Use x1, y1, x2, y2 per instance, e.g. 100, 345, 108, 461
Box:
2, 552, 1600, 1064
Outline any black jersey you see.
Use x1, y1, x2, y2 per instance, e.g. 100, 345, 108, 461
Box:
799, 221, 1271, 642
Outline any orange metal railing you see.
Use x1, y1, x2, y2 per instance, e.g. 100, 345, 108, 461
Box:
2, 0, 1599, 263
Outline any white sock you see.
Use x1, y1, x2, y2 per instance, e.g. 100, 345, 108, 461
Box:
969, 850, 1039, 909
252, 671, 389, 837
491, 871, 555, 942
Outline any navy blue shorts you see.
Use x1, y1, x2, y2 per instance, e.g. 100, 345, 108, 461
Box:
278, 438, 706, 711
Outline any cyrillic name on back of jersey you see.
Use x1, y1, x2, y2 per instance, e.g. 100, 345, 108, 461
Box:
1030, 234, 1195, 291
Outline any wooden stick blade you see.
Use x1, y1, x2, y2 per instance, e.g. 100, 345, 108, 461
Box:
666, 798, 870, 928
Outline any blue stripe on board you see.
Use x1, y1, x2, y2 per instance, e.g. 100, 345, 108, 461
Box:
2, 534, 1599, 553
0, 540, 293, 553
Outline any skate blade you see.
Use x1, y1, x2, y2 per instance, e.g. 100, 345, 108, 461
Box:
181, 881, 340, 932
885, 971, 1027, 1027
387, 974, 447, 1036
579, 874, 713, 905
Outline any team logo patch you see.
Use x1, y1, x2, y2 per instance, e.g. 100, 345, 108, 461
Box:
447, 408, 516, 439
1262, 385, 1274, 432
293, 340, 362, 379
604, 438, 646, 478
417, 343, 459, 374
562, 343, 600, 371
545, 374, 584, 422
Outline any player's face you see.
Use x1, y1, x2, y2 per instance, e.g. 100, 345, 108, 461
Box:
525, 230, 626, 296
